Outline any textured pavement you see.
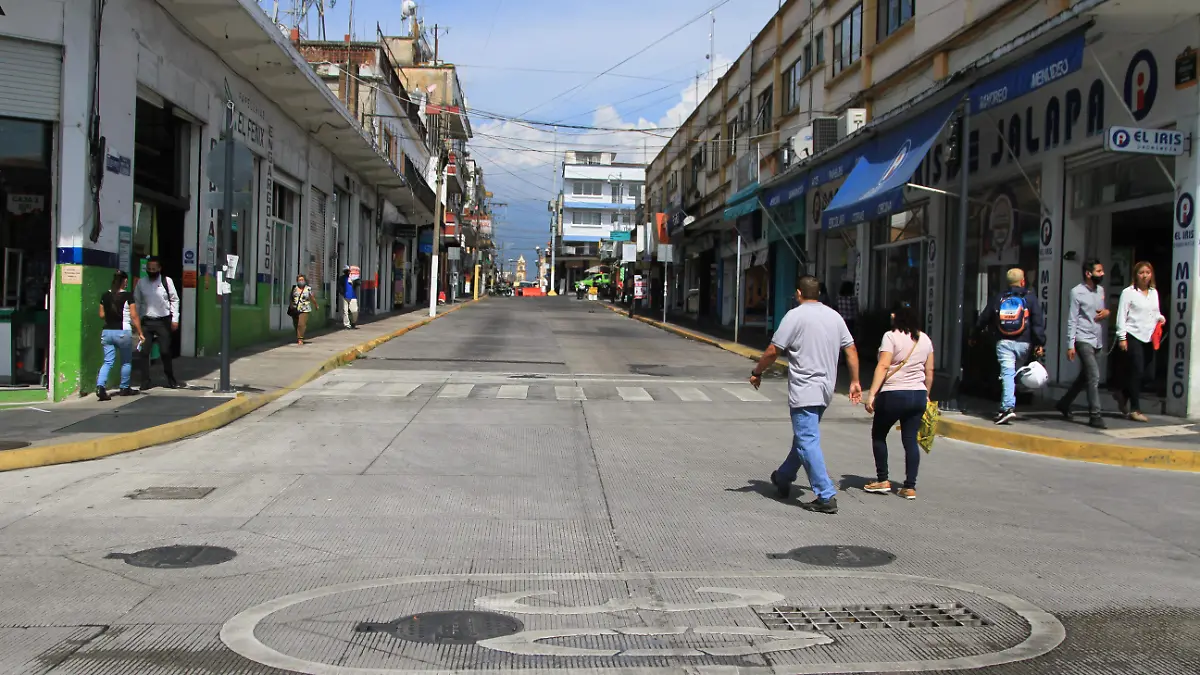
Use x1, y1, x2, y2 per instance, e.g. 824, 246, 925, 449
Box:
0, 297, 1197, 674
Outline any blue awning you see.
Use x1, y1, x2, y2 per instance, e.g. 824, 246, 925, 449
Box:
723, 181, 760, 221
968, 31, 1085, 116
821, 97, 962, 230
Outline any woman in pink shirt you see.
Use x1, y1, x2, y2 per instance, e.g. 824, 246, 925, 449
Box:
863, 302, 935, 500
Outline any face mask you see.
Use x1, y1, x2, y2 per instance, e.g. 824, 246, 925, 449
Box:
298, 282, 306, 288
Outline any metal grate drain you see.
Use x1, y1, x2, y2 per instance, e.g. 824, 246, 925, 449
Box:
356, 611, 523, 645
125, 486, 216, 500
757, 603, 991, 631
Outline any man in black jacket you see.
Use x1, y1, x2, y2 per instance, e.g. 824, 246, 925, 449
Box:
974, 268, 1046, 425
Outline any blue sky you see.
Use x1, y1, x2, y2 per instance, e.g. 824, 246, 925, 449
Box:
269, 0, 781, 272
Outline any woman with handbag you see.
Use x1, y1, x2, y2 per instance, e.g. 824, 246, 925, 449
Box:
862, 302, 934, 500
290, 274, 318, 345
1114, 261, 1166, 422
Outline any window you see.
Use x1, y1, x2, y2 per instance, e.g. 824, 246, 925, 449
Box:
832, 4, 863, 77
783, 60, 801, 112
878, 0, 914, 42
611, 180, 624, 203
710, 134, 721, 171
756, 87, 773, 135
572, 181, 602, 196
576, 152, 601, 165
573, 211, 602, 226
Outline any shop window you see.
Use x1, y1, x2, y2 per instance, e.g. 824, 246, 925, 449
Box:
832, 4, 863, 77
878, 0, 914, 42
1070, 156, 1175, 214
870, 205, 928, 315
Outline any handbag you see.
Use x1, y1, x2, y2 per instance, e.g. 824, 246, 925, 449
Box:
287, 286, 300, 318
1151, 322, 1164, 350
917, 399, 941, 453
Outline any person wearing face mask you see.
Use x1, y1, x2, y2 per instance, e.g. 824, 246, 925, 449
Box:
132, 256, 183, 390
288, 274, 318, 345
1056, 259, 1110, 429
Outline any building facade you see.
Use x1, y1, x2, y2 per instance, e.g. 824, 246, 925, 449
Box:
555, 151, 644, 292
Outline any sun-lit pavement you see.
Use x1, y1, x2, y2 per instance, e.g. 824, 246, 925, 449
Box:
0, 297, 1197, 674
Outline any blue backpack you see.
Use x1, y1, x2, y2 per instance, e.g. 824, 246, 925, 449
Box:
997, 292, 1029, 337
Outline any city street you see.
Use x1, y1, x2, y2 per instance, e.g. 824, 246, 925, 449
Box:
0, 298, 1197, 674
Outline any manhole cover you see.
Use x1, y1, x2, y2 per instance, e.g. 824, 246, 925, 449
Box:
0, 440, 31, 451
125, 486, 216, 500
757, 602, 990, 631
106, 545, 237, 569
769, 545, 896, 567
356, 611, 524, 645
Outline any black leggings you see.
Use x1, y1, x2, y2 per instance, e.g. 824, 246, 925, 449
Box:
871, 390, 927, 489
1123, 336, 1155, 412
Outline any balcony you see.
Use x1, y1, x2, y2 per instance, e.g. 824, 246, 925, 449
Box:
403, 155, 437, 216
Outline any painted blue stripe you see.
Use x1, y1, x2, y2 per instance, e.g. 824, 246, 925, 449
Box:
56, 247, 120, 269
563, 202, 636, 210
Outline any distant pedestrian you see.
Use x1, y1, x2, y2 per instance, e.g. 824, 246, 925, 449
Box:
750, 275, 862, 515
133, 256, 183, 390
95, 271, 144, 401
973, 268, 1045, 425
836, 281, 858, 336
338, 266, 360, 329
1115, 261, 1166, 423
1056, 259, 1109, 428
863, 302, 933, 500
289, 274, 318, 345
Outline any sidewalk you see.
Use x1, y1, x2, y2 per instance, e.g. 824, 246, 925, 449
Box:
603, 303, 1200, 472
0, 299, 479, 470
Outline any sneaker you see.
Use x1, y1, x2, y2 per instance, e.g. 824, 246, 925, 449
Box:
118, 388, 140, 397
1128, 411, 1150, 423
769, 471, 791, 499
1088, 416, 1108, 429
1055, 401, 1073, 420
863, 481, 893, 494
96, 386, 110, 402
800, 497, 838, 514
994, 409, 1017, 425
897, 488, 917, 500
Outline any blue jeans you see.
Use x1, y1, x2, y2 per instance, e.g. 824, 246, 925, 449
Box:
776, 406, 836, 500
98, 330, 133, 389
996, 339, 1031, 410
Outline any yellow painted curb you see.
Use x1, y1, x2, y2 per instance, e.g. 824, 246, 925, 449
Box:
602, 302, 1198, 472
0, 299, 483, 473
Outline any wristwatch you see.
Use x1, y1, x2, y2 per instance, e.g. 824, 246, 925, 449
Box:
751, 370, 763, 378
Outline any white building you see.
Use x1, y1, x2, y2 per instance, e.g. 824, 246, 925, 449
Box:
556, 151, 644, 290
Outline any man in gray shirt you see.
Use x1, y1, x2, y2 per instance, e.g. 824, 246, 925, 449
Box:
1056, 258, 1110, 428
750, 275, 861, 514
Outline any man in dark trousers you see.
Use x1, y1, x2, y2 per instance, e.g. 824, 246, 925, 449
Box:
973, 268, 1046, 425
338, 266, 361, 329
133, 256, 183, 390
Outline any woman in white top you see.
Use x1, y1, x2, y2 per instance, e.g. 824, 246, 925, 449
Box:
863, 302, 934, 500
1115, 261, 1166, 422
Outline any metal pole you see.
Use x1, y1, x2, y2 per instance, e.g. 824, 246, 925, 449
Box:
428, 114, 444, 317
662, 260, 668, 324
946, 102, 971, 411
217, 101, 235, 393
734, 234, 742, 344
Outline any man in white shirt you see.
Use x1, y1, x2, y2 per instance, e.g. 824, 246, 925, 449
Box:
132, 257, 183, 390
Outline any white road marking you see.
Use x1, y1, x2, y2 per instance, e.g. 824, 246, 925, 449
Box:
724, 386, 770, 402
475, 588, 785, 614
381, 383, 421, 397
1103, 424, 1196, 439
497, 385, 529, 400
617, 387, 653, 402
437, 384, 474, 399
479, 626, 832, 657
556, 386, 586, 401
671, 386, 711, 402
327, 381, 367, 392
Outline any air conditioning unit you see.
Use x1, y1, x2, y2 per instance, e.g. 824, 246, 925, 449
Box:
838, 108, 868, 140
812, 117, 839, 154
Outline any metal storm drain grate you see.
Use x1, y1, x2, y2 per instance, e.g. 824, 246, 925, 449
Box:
125, 486, 216, 500
769, 545, 896, 567
356, 611, 524, 645
105, 545, 237, 569
757, 603, 991, 632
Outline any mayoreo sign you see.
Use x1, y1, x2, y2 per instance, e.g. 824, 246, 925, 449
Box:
1104, 126, 1187, 157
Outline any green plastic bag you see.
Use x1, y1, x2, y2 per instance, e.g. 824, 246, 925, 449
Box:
918, 400, 940, 453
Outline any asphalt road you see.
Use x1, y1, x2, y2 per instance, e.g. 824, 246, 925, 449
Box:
0, 297, 1196, 674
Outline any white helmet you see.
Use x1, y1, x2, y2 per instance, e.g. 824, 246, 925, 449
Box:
1015, 361, 1049, 391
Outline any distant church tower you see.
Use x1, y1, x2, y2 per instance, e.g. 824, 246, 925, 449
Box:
516, 255, 527, 282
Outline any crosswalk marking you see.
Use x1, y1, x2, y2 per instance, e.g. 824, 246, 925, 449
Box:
438, 384, 474, 399
617, 387, 653, 402
382, 383, 421, 397
724, 386, 769, 402
671, 386, 711, 402
328, 381, 367, 392
556, 386, 587, 401
497, 385, 529, 400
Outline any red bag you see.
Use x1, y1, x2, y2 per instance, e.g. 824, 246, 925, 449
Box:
1151, 322, 1164, 350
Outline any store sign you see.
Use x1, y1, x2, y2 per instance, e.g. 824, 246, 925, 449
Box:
968, 33, 1085, 114
1104, 126, 1186, 157
1176, 192, 1195, 249
1177, 48, 1198, 89
6, 194, 44, 214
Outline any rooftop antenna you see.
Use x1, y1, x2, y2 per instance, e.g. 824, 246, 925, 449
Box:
707, 11, 715, 92
401, 0, 418, 37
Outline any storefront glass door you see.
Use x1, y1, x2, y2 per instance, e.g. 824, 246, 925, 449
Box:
269, 219, 295, 331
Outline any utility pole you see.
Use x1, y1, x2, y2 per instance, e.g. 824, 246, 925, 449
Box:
549, 129, 559, 295
428, 113, 446, 317
217, 101, 235, 393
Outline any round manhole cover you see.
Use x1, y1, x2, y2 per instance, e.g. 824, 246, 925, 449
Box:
0, 440, 31, 451
356, 611, 524, 645
772, 545, 896, 567
106, 545, 237, 569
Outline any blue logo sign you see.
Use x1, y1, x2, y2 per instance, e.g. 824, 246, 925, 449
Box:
1124, 49, 1158, 122
1179, 193, 1195, 229
1110, 128, 1131, 148
880, 140, 911, 185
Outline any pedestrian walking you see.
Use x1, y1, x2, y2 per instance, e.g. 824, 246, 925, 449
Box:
973, 268, 1045, 424
1115, 261, 1166, 423
133, 256, 183, 390
95, 271, 144, 401
750, 275, 862, 515
338, 266, 360, 329
1056, 259, 1110, 428
862, 302, 933, 500
289, 274, 318, 345
836, 281, 858, 336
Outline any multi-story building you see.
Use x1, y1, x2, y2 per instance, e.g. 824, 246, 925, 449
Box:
645, 0, 1200, 418
554, 151, 645, 292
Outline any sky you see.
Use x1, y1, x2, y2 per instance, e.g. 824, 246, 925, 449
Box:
267, 0, 783, 274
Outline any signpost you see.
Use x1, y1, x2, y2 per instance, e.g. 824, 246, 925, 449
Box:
1104, 126, 1188, 157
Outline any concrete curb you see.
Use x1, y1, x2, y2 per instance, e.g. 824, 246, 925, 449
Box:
0, 299, 483, 473
602, 302, 1199, 473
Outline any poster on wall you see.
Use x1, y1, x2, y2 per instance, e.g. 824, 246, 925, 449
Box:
979, 192, 1019, 267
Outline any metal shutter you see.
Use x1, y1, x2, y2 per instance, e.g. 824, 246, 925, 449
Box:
0, 38, 62, 121
309, 188, 327, 291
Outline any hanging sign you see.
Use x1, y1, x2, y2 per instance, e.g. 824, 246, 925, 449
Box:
633, 275, 647, 299
1176, 47, 1198, 90
1104, 126, 1187, 157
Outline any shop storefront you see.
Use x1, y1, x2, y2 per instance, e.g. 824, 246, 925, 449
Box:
762, 174, 808, 330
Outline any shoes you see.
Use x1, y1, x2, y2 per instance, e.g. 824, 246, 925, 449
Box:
1114, 392, 1130, 416
800, 496, 838, 514
1055, 401, 1073, 420
1127, 411, 1150, 423
863, 481, 893, 494
1088, 415, 1108, 429
897, 488, 917, 500
118, 388, 140, 397
139, 381, 152, 392
769, 471, 791, 499
166, 379, 182, 389
96, 386, 110, 402
994, 409, 1017, 425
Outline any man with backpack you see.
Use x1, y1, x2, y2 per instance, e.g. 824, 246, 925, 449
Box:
974, 268, 1046, 425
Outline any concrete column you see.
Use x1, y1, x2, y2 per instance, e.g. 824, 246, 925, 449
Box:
1168, 94, 1200, 418
925, 197, 945, 345
1036, 159, 1066, 387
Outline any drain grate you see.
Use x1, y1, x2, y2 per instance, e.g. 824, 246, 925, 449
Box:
356, 611, 523, 645
757, 603, 991, 631
106, 545, 237, 569
125, 486, 216, 500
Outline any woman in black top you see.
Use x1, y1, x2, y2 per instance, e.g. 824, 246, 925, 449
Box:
96, 271, 144, 401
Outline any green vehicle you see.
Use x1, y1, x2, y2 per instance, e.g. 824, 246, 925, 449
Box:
574, 272, 611, 291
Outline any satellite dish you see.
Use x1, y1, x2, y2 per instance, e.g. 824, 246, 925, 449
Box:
401, 0, 418, 18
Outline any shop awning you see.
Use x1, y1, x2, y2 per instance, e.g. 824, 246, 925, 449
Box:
966, 30, 1085, 116
821, 97, 962, 230
723, 181, 760, 220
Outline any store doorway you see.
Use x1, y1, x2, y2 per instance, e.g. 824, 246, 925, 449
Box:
269, 182, 300, 331
1105, 203, 1172, 396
